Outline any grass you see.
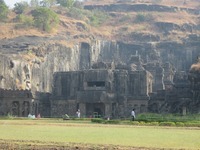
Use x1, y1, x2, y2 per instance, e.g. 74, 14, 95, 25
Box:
0, 119, 200, 149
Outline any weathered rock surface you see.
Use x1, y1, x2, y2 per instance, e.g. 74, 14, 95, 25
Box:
0, 35, 200, 94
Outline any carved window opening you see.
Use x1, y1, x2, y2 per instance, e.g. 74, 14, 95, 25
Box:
87, 81, 105, 87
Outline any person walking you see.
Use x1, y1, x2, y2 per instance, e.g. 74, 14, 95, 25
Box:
131, 109, 136, 121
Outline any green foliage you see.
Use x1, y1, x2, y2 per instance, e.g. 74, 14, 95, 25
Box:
134, 13, 154, 23
73, 0, 83, 9
89, 9, 109, 27
15, 14, 34, 29
0, 0, 8, 22
40, 0, 57, 7
104, 120, 120, 124
184, 122, 200, 127
146, 122, 159, 126
159, 122, 176, 126
175, 122, 185, 127
91, 118, 104, 123
31, 7, 59, 32
67, 7, 85, 20
6, 113, 14, 119
57, 0, 75, 8
13, 1, 29, 14
30, 0, 40, 7
137, 113, 200, 123
131, 121, 140, 125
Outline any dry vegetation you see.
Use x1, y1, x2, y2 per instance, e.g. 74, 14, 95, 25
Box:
0, 0, 199, 43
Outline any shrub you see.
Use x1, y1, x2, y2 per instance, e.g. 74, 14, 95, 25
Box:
13, 1, 29, 14
89, 9, 109, 27
91, 118, 104, 123
184, 122, 200, 127
147, 122, 159, 126
7, 113, 14, 119
31, 7, 59, 32
15, 14, 34, 29
132, 121, 140, 125
159, 122, 176, 126
175, 122, 185, 127
104, 120, 120, 124
134, 13, 154, 23
0, 0, 9, 22
40, 0, 57, 7
57, 0, 75, 8
67, 7, 85, 20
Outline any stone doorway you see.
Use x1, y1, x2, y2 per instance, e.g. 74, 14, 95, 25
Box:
86, 103, 105, 118
11, 101, 19, 116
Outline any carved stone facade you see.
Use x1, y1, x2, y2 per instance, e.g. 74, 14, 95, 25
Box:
0, 61, 199, 117
148, 71, 193, 114
50, 62, 152, 118
0, 89, 39, 117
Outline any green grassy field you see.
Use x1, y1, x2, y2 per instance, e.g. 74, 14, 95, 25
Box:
0, 119, 200, 149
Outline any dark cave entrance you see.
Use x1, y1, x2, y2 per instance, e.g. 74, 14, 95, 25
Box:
86, 103, 105, 118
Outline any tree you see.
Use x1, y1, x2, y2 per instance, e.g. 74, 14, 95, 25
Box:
13, 1, 29, 14
40, 0, 57, 7
0, 0, 6, 5
31, 7, 59, 32
56, 0, 75, 8
30, 0, 40, 7
0, 0, 8, 21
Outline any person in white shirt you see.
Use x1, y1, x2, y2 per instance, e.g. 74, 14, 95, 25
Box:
131, 109, 136, 121
76, 109, 80, 118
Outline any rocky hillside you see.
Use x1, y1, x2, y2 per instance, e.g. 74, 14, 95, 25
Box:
0, 0, 200, 94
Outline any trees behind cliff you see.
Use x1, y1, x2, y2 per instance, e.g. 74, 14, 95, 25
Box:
31, 7, 59, 32
0, 0, 8, 22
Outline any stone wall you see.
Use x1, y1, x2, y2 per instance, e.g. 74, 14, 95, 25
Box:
0, 89, 35, 117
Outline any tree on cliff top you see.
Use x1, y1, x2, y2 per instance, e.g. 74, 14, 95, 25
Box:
31, 7, 59, 32
0, 0, 8, 22
13, 1, 29, 14
57, 0, 75, 8
30, 0, 40, 7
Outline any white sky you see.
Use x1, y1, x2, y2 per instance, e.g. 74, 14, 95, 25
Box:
4, 0, 31, 8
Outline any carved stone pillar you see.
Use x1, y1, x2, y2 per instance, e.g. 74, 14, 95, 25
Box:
105, 103, 111, 118
79, 103, 86, 118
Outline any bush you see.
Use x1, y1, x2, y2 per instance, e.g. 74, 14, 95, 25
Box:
147, 122, 159, 126
91, 118, 104, 123
89, 9, 109, 27
15, 14, 34, 29
134, 13, 154, 23
0, 1, 9, 22
31, 7, 59, 32
159, 122, 176, 126
67, 7, 85, 20
175, 122, 185, 127
104, 120, 120, 124
131, 121, 140, 125
57, 0, 75, 8
184, 122, 200, 127
13, 1, 29, 14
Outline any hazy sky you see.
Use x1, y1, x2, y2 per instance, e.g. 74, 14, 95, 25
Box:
4, 0, 30, 8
